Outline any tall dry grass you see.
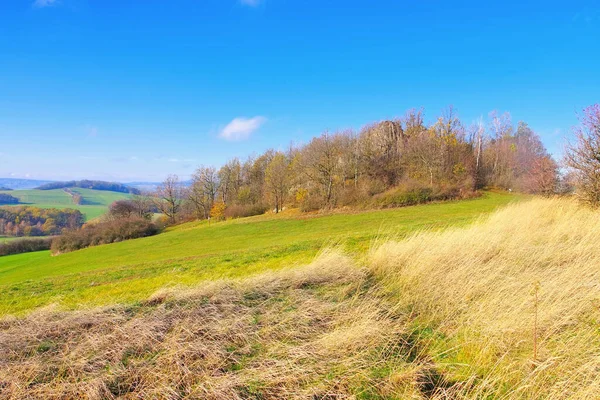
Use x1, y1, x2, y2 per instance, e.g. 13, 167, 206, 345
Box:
370, 197, 600, 399
0, 251, 415, 399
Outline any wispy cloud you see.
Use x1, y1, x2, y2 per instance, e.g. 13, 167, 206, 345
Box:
219, 116, 267, 141
33, 0, 58, 8
572, 9, 599, 24
240, 0, 263, 7
84, 124, 98, 137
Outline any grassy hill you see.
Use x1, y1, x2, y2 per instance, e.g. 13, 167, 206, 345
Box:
2, 194, 599, 399
0, 191, 522, 316
0, 188, 130, 220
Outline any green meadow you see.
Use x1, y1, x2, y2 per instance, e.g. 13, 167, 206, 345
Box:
0, 188, 130, 220
0, 236, 19, 244
0, 191, 523, 316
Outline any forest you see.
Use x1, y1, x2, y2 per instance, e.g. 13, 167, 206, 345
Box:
0, 207, 85, 237
0, 193, 19, 205
36, 180, 141, 194
153, 107, 560, 223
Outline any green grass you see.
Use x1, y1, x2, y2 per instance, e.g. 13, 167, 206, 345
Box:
0, 188, 130, 220
0, 236, 19, 244
0, 192, 524, 316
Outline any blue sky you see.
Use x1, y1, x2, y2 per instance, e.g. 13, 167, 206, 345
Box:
1, 0, 599, 181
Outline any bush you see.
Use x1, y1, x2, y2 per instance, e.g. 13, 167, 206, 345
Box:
224, 204, 268, 219
372, 181, 475, 209
298, 193, 323, 212
0, 237, 53, 256
51, 217, 160, 254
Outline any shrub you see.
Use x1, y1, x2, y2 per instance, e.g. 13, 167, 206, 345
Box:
372, 180, 475, 209
210, 201, 226, 221
51, 217, 160, 254
0, 237, 53, 256
224, 204, 268, 219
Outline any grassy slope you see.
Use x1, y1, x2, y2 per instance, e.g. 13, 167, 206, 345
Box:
3, 197, 597, 399
0, 192, 522, 315
369, 198, 600, 398
0, 188, 129, 220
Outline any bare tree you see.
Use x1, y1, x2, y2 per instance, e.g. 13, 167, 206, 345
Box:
155, 175, 184, 223
218, 159, 242, 205
189, 167, 219, 219
565, 104, 600, 206
265, 152, 290, 213
298, 132, 342, 207
131, 193, 155, 219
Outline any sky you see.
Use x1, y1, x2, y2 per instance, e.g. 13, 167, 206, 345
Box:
0, 0, 599, 182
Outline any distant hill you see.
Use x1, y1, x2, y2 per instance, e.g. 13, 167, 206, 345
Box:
125, 181, 161, 192
36, 180, 141, 195
0, 178, 54, 190
126, 180, 192, 192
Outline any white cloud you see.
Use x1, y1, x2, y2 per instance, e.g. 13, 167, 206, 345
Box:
219, 116, 266, 141
33, 0, 58, 8
240, 0, 262, 7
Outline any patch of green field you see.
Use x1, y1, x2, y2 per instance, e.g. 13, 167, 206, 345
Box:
0, 188, 130, 220
0, 192, 525, 315
0, 236, 19, 244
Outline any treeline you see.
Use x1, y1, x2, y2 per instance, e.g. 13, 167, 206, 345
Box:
0, 193, 19, 205
51, 217, 160, 254
0, 237, 53, 257
48, 196, 161, 254
564, 104, 600, 206
153, 107, 558, 223
36, 180, 141, 195
1, 199, 162, 256
0, 207, 85, 237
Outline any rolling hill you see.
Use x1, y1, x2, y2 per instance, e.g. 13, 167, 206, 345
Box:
0, 188, 130, 220
0, 191, 521, 316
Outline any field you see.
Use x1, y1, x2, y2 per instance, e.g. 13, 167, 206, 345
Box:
0, 191, 521, 316
0, 236, 19, 243
0, 188, 130, 220
2, 194, 599, 399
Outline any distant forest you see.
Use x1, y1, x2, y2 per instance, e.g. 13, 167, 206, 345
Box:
0, 207, 85, 237
0, 194, 19, 205
36, 180, 141, 195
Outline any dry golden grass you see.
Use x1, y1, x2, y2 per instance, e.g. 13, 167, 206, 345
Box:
1, 251, 422, 399
3, 197, 599, 399
371, 197, 600, 399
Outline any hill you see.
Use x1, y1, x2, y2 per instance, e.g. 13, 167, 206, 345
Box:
0, 191, 520, 315
36, 180, 141, 194
0, 188, 131, 220
1, 195, 598, 399
0, 178, 54, 190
